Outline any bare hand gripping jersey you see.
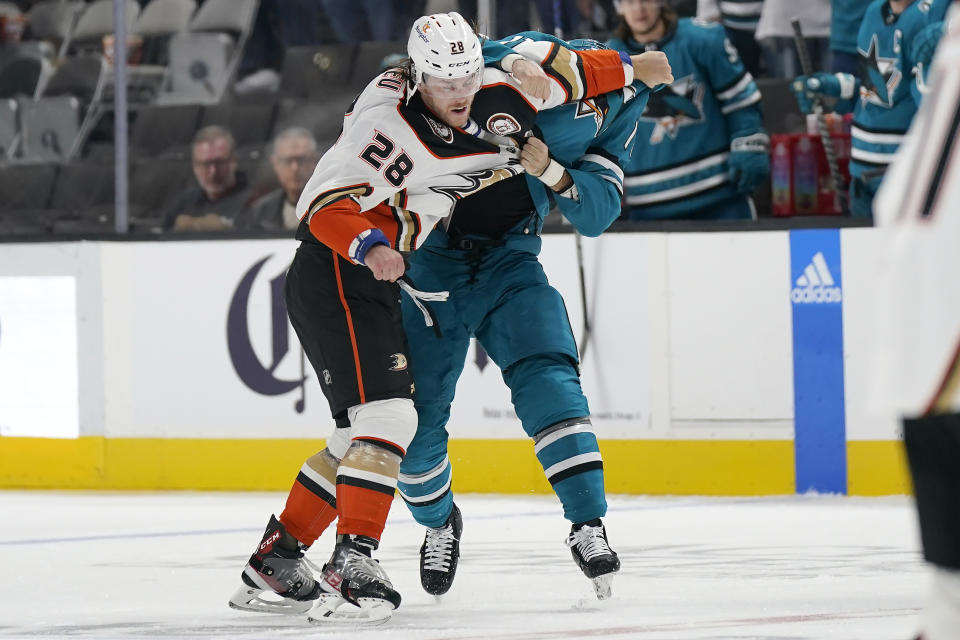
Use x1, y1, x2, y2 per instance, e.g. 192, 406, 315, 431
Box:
294, 43, 633, 263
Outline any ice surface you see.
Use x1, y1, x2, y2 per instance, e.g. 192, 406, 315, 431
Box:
0, 492, 927, 639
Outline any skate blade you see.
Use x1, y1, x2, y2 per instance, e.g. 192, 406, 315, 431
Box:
228, 583, 315, 616
307, 593, 394, 626
591, 574, 614, 600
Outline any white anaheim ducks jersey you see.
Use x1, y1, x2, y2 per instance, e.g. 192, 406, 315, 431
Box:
873, 8, 960, 417
295, 43, 634, 262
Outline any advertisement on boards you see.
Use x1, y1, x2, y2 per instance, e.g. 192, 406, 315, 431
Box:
98, 237, 652, 440
790, 230, 846, 493
0, 276, 79, 438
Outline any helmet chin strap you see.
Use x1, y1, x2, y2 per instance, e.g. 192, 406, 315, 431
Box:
406, 63, 422, 104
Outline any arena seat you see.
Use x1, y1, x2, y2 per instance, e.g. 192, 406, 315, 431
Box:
278, 43, 357, 100
0, 207, 56, 234
17, 53, 107, 160
67, 0, 139, 56
200, 100, 277, 148
0, 97, 17, 158
129, 102, 201, 157
23, 0, 84, 59
132, 0, 197, 67
150, 0, 256, 104
273, 97, 347, 148
0, 55, 50, 99
155, 30, 232, 104
0, 161, 57, 209
48, 161, 114, 212
350, 40, 405, 93
129, 156, 191, 213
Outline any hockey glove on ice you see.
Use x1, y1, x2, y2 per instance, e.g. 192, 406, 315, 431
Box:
791, 72, 855, 113
728, 133, 770, 194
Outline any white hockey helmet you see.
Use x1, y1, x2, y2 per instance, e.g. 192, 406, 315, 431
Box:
407, 12, 483, 98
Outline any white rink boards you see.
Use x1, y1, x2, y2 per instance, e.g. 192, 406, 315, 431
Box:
0, 492, 927, 639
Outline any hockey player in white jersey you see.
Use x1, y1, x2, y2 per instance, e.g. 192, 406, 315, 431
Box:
228, 12, 672, 625
873, 7, 960, 640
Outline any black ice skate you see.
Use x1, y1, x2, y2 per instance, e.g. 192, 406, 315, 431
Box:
420, 503, 463, 595
307, 534, 400, 626
228, 514, 321, 615
564, 519, 621, 600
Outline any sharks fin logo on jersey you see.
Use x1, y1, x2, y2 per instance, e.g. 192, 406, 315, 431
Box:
574, 94, 610, 135
858, 34, 902, 108
429, 167, 523, 204
640, 74, 704, 144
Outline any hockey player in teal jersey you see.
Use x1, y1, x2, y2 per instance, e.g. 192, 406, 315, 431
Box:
607, 0, 769, 220
831, 0, 874, 73
791, 0, 922, 217
718, 0, 765, 77
902, 0, 952, 101
394, 35, 668, 601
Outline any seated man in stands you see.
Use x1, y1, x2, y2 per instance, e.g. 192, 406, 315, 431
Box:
162, 126, 251, 232
242, 127, 319, 232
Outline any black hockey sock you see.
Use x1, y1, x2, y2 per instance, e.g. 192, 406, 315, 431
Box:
903, 412, 960, 570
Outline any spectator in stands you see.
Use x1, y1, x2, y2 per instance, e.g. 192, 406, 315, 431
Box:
755, 0, 830, 78
243, 127, 320, 232
162, 126, 251, 232
608, 0, 769, 220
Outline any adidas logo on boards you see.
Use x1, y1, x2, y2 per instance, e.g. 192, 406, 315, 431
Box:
791, 251, 842, 304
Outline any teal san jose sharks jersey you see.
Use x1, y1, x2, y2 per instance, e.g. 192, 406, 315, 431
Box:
720, 0, 764, 32
901, 0, 952, 101
846, 0, 922, 178
608, 19, 765, 219
484, 33, 653, 236
832, 0, 873, 54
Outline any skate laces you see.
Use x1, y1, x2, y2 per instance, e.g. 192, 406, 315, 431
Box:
273, 551, 320, 584
564, 525, 612, 562
341, 548, 392, 587
422, 523, 458, 572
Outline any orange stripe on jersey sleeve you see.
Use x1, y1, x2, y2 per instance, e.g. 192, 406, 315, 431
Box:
578, 49, 630, 98
305, 184, 375, 259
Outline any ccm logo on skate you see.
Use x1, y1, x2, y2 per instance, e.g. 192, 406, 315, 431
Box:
791, 252, 842, 304
259, 530, 281, 553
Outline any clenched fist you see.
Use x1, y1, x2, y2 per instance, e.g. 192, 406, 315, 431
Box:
630, 51, 673, 87
511, 57, 552, 101
364, 244, 406, 282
